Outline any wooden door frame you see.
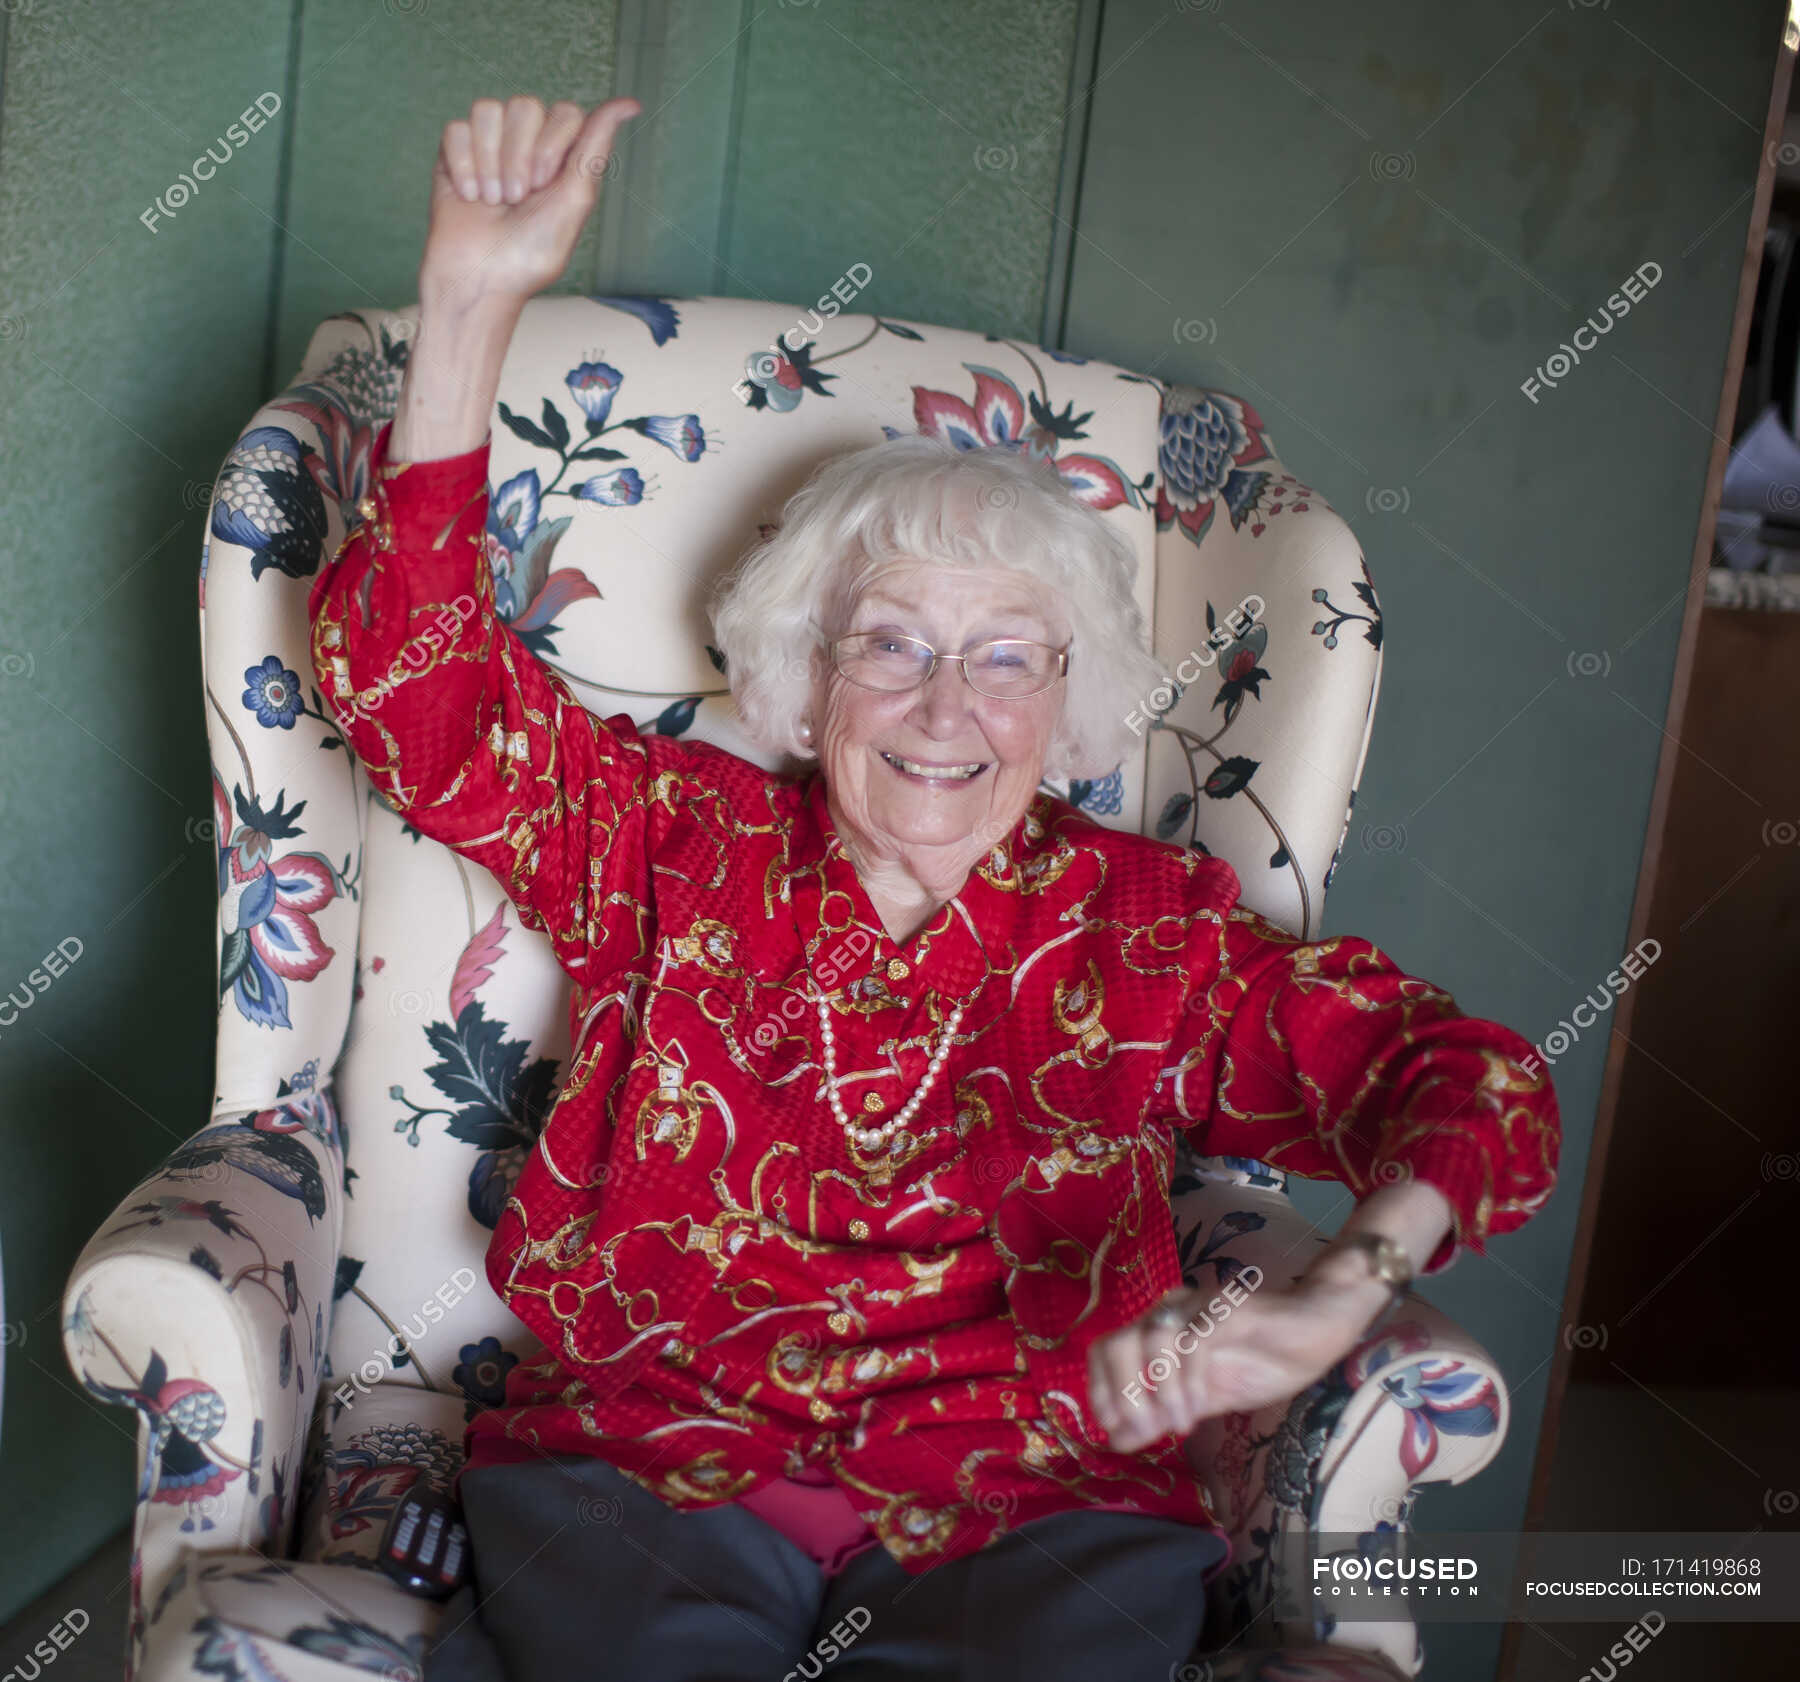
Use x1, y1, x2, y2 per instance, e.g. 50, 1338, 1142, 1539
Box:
1496, 10, 1798, 1680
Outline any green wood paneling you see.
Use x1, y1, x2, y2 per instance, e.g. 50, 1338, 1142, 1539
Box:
1063, 3, 1785, 1677
0, 0, 301, 1623
592, 0, 760, 296
273, 0, 623, 381
688, 0, 1086, 338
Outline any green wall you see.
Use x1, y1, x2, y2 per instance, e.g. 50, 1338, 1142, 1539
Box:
0, 0, 304, 1620
1, 5, 1782, 1676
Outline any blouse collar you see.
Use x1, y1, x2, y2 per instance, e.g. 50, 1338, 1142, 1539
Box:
780, 769, 1037, 1009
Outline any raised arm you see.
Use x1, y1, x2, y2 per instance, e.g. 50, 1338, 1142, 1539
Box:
308, 96, 652, 982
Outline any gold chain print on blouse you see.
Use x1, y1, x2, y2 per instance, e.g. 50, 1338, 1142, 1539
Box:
306, 419, 1561, 1573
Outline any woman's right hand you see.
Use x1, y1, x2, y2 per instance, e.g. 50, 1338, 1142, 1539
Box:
419, 94, 641, 317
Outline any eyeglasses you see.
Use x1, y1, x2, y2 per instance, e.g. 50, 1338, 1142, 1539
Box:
828, 632, 1072, 700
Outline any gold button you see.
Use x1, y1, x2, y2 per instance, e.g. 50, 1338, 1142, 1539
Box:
828, 1311, 852, 1335
355, 495, 377, 522
887, 958, 909, 980
809, 1398, 833, 1422
848, 1219, 870, 1241
862, 1093, 883, 1113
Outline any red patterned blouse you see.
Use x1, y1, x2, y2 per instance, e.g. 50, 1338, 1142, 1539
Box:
308, 419, 1561, 1576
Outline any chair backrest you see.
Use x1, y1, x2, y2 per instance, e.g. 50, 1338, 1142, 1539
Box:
200, 292, 1379, 1424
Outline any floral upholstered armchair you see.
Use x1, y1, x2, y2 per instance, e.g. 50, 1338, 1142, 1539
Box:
63, 292, 1509, 1682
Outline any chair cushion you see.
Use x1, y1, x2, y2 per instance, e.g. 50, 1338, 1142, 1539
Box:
296, 1381, 469, 1574
145, 1547, 444, 1682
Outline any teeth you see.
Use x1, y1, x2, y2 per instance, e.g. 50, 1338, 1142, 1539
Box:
882, 751, 984, 781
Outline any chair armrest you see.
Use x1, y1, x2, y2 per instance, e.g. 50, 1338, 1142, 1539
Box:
133, 1550, 443, 1682
61, 1100, 344, 1676
1313, 1301, 1510, 1519
1172, 1156, 1508, 1679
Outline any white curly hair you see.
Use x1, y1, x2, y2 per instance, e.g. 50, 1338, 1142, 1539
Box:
706, 432, 1169, 782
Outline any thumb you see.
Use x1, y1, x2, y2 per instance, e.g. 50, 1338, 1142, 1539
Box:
552, 97, 641, 210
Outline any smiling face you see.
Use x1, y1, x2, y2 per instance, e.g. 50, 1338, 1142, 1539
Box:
811, 558, 1069, 904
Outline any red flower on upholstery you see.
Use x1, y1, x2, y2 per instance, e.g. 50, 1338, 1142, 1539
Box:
212, 772, 337, 1032
910, 364, 1142, 511
1344, 1320, 1501, 1480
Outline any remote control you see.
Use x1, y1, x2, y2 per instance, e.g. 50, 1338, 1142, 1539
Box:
378, 1485, 471, 1600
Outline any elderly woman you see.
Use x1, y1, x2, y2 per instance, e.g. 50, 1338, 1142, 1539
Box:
311, 98, 1560, 1681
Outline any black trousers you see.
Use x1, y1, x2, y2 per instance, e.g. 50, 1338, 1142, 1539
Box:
424, 1454, 1227, 1681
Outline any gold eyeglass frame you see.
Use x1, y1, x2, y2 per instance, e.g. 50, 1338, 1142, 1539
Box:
826, 632, 1073, 700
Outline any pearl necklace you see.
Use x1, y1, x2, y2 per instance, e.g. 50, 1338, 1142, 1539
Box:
814, 984, 963, 1154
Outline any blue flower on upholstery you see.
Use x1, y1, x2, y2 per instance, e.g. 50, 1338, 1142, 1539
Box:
243, 656, 304, 729
497, 359, 699, 540
568, 360, 623, 427
455, 1336, 518, 1412
592, 293, 682, 345
1155, 391, 1278, 545
577, 466, 646, 507
631, 412, 707, 461
479, 463, 602, 651
1159, 394, 1248, 510
1066, 766, 1123, 816
487, 466, 542, 578
208, 424, 331, 591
